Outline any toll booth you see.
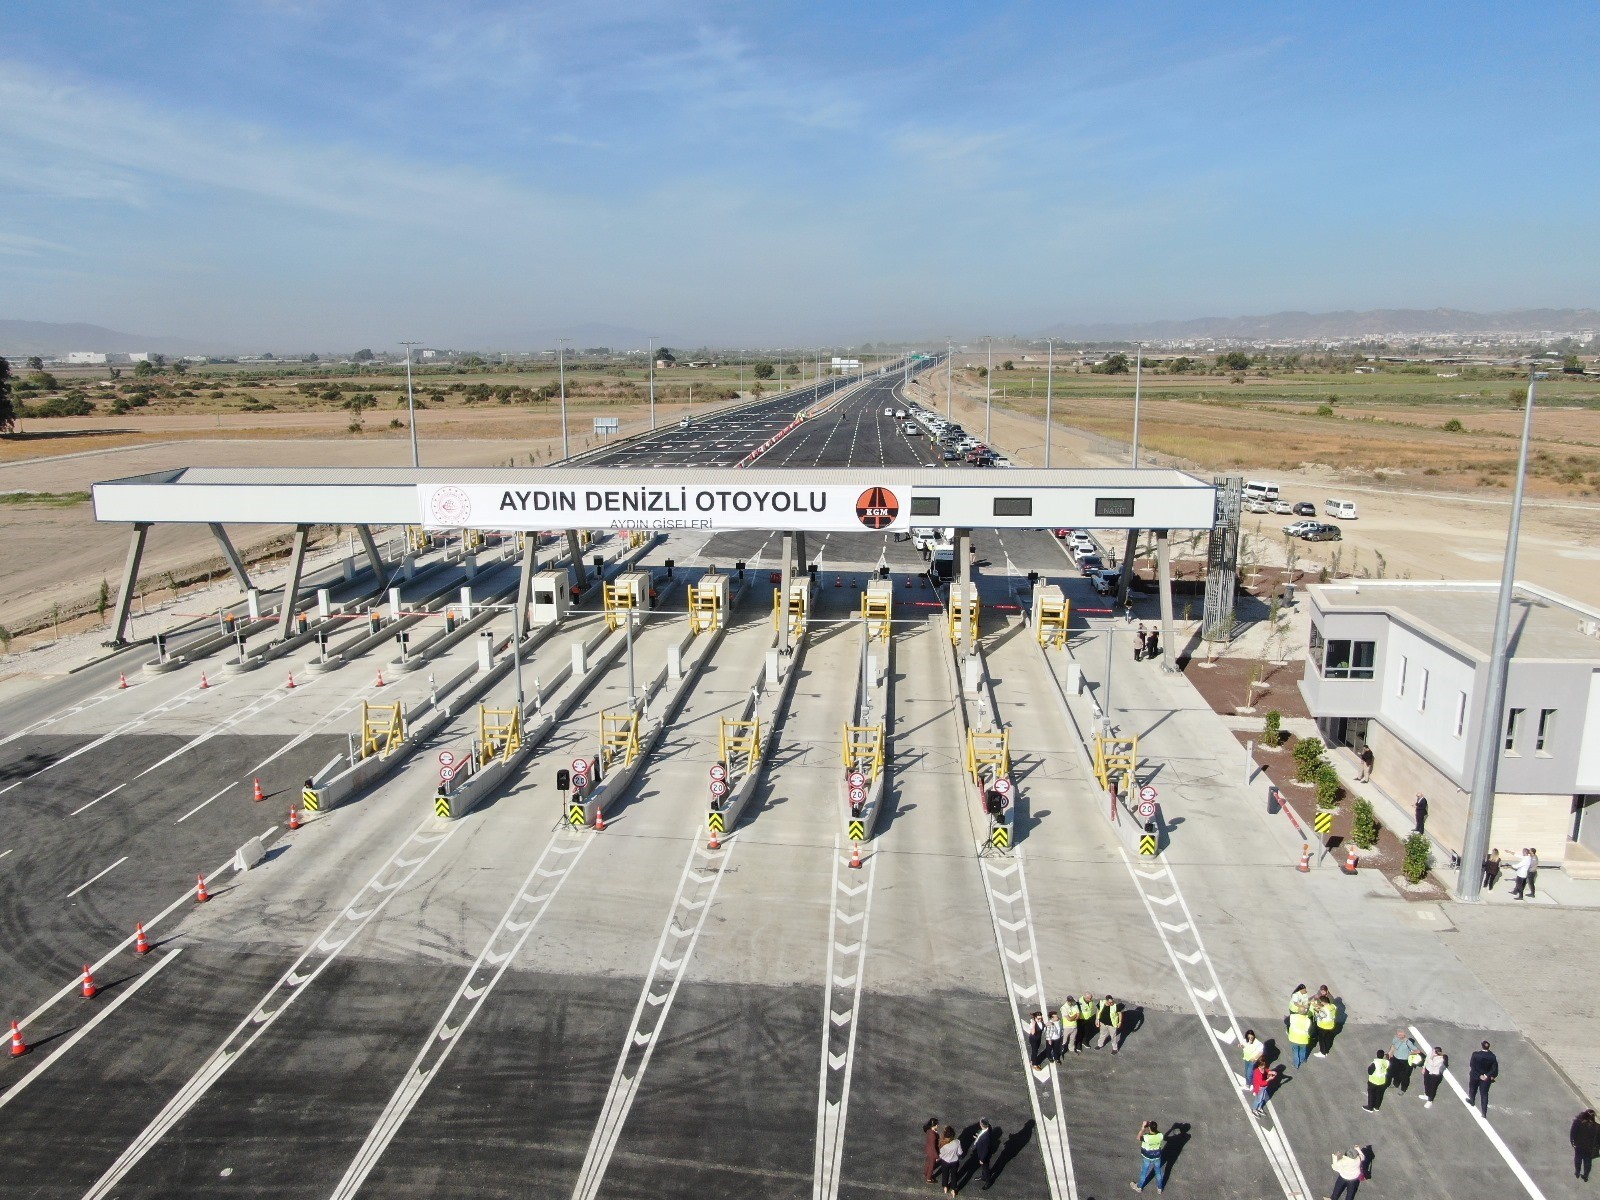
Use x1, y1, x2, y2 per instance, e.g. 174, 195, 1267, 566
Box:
689, 573, 730, 634
604, 571, 649, 631
1032, 584, 1070, 649
529, 570, 571, 627
772, 579, 809, 639
948, 582, 980, 645
862, 579, 893, 641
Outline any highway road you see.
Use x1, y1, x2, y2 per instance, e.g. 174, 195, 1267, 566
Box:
0, 362, 1585, 1200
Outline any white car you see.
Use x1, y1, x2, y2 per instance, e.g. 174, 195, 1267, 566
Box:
883, 407, 894, 416
1282, 520, 1318, 537
1271, 500, 1294, 515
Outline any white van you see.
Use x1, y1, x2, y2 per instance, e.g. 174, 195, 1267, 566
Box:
1324, 498, 1358, 520
1243, 480, 1280, 503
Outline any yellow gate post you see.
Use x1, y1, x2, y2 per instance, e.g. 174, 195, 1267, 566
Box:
478, 705, 523, 765
359, 701, 407, 759
719, 717, 762, 777
965, 728, 1011, 783
599, 707, 642, 770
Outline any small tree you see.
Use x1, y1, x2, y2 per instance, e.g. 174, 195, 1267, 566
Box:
1262, 709, 1283, 748
97, 578, 111, 624
0, 357, 15, 433
752, 362, 775, 380
1002, 359, 1015, 370
26, 356, 43, 370
1293, 736, 1324, 782
1314, 763, 1342, 808
1351, 797, 1380, 849
1402, 833, 1432, 883
1203, 610, 1237, 663
1316, 403, 1334, 417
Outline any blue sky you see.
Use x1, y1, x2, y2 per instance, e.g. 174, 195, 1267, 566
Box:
1, 1, 1595, 349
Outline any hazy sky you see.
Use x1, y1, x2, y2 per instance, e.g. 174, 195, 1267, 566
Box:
1, 1, 1595, 349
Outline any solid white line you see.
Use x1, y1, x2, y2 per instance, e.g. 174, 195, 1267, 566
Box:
1408, 1025, 1549, 1200
0, 950, 183, 1113
0, 848, 12, 860
70, 784, 126, 817
175, 783, 235, 824
66, 856, 127, 899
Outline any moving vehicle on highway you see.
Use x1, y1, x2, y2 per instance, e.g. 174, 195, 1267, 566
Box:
1077, 554, 1105, 575
680, 417, 693, 429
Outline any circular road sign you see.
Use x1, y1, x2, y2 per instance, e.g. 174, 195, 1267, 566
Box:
849, 786, 866, 804
992, 778, 1013, 795
573, 758, 590, 775
848, 771, 866, 789
710, 779, 728, 797
1137, 800, 1156, 820
440, 765, 457, 782
1139, 784, 1158, 802
710, 763, 728, 782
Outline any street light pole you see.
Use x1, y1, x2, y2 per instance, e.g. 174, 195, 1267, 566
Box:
401, 341, 421, 467
558, 338, 571, 460
647, 336, 657, 430
946, 339, 953, 419
1457, 369, 1539, 902
985, 337, 993, 444
1131, 342, 1144, 468
1045, 337, 1055, 468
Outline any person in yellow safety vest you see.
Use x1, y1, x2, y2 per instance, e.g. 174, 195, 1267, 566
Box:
1061, 995, 1082, 1054
1132, 1119, 1167, 1192
1078, 992, 1096, 1052
1095, 995, 1125, 1054
1363, 1050, 1392, 1112
1287, 1008, 1314, 1069
1313, 998, 1339, 1058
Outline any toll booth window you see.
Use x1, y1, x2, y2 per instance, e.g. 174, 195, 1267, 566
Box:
1095, 496, 1136, 518
910, 496, 941, 517
992, 496, 1032, 517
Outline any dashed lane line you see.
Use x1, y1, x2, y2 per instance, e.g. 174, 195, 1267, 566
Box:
68, 783, 125, 817
64, 856, 128, 899
329, 828, 595, 1199
569, 828, 739, 1200
79, 822, 459, 1200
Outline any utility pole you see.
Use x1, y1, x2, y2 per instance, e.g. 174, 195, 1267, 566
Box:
558, 338, 571, 460
985, 337, 993, 444
1044, 337, 1055, 468
1131, 342, 1144, 467
401, 341, 421, 467
647, 336, 657, 430
1457, 369, 1538, 902
946, 339, 953, 420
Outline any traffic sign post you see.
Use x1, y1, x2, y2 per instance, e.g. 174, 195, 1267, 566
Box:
1314, 808, 1334, 863
1139, 784, 1158, 802
1137, 799, 1156, 821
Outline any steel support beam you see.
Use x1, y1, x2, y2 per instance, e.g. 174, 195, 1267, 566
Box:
515, 535, 538, 639
208, 523, 251, 592
567, 530, 587, 590
109, 522, 150, 646
778, 532, 795, 653
956, 528, 973, 662
277, 524, 312, 642
356, 524, 384, 582
1115, 528, 1141, 610
1155, 529, 1176, 673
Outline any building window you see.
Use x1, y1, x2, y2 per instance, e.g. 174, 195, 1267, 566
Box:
1309, 622, 1325, 663
1397, 655, 1408, 696
1418, 668, 1429, 711
1505, 707, 1524, 754
1322, 639, 1376, 680
1537, 708, 1556, 755
1454, 691, 1467, 738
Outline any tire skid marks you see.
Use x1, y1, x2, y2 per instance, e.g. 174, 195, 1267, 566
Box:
976, 852, 1077, 1200
813, 837, 879, 1200
1116, 849, 1312, 1200
328, 832, 593, 1200
569, 831, 739, 1200
78, 821, 460, 1200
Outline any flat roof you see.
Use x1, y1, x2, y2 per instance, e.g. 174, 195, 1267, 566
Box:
1311, 580, 1600, 664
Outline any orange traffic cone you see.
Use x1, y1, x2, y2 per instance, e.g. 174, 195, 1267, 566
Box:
288, 806, 301, 831
1296, 843, 1311, 873
252, 777, 264, 802
593, 807, 606, 831
199, 672, 210, 689
375, 671, 386, 687
849, 842, 863, 869
195, 873, 210, 903
286, 672, 296, 689
134, 922, 151, 955
118, 673, 129, 689
707, 827, 721, 851
8, 1020, 25, 1058
81, 965, 97, 999
1345, 845, 1360, 873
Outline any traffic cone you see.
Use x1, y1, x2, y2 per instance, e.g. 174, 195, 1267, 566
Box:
1296, 843, 1311, 873
286, 672, 296, 689
134, 922, 151, 955
195, 873, 210, 903
594, 807, 606, 831
1345, 845, 1360, 873
252, 777, 264, 802
849, 842, 863, 869
118, 673, 129, 689
8, 1021, 25, 1058
199, 672, 210, 690
375, 670, 386, 687
707, 827, 721, 851
81, 965, 97, 999
288, 806, 301, 831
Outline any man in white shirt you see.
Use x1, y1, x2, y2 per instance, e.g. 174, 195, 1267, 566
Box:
1328, 1145, 1366, 1199
1511, 849, 1533, 900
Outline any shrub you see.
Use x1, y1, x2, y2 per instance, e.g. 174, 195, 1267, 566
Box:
1262, 710, 1283, 748
1293, 736, 1324, 782
1402, 832, 1432, 884
1314, 763, 1342, 808
1316, 403, 1334, 417
1442, 418, 1464, 432
1351, 797, 1379, 849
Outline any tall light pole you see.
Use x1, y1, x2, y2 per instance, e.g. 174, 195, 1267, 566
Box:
647, 336, 658, 430
1457, 369, 1539, 902
400, 341, 421, 468
985, 337, 994, 444
1131, 342, 1144, 468
1044, 337, 1055, 468
557, 338, 571, 460
946, 339, 953, 420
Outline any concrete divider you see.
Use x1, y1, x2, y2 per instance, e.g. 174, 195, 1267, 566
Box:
712, 621, 807, 836
838, 619, 893, 843
937, 624, 1022, 852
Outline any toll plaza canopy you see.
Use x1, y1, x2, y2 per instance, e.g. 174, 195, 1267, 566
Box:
93, 466, 1217, 533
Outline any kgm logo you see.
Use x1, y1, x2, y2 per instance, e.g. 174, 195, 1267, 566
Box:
428, 485, 472, 526
855, 486, 900, 530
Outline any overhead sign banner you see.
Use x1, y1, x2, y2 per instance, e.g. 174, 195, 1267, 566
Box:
418, 483, 909, 533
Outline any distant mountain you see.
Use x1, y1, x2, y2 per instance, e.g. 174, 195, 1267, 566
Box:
1039, 307, 1600, 343
0, 318, 234, 358
474, 322, 681, 353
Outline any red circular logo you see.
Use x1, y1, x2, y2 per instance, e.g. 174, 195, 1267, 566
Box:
855, 486, 899, 530
428, 486, 472, 526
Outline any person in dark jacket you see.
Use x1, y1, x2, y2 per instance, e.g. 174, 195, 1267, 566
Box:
965, 1118, 998, 1190
1467, 1041, 1499, 1117
1572, 1109, 1600, 1181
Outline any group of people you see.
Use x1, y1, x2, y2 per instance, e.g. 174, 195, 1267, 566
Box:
922, 1118, 999, 1194
1359, 1030, 1456, 1114
1023, 994, 1125, 1072
1482, 847, 1540, 898
1132, 623, 1161, 662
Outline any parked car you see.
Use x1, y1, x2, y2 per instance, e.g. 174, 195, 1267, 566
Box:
1300, 523, 1343, 542
1244, 499, 1271, 514
1282, 520, 1318, 537
1271, 500, 1294, 515
1090, 568, 1121, 595
910, 527, 941, 552
1077, 554, 1105, 576
1293, 501, 1316, 517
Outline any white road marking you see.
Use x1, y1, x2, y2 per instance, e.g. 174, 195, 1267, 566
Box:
0, 848, 11, 861
69, 784, 125, 817
80, 822, 458, 1200
1407, 1025, 1549, 1200
175, 783, 236, 824
0, 950, 184, 1113
65, 856, 127, 899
